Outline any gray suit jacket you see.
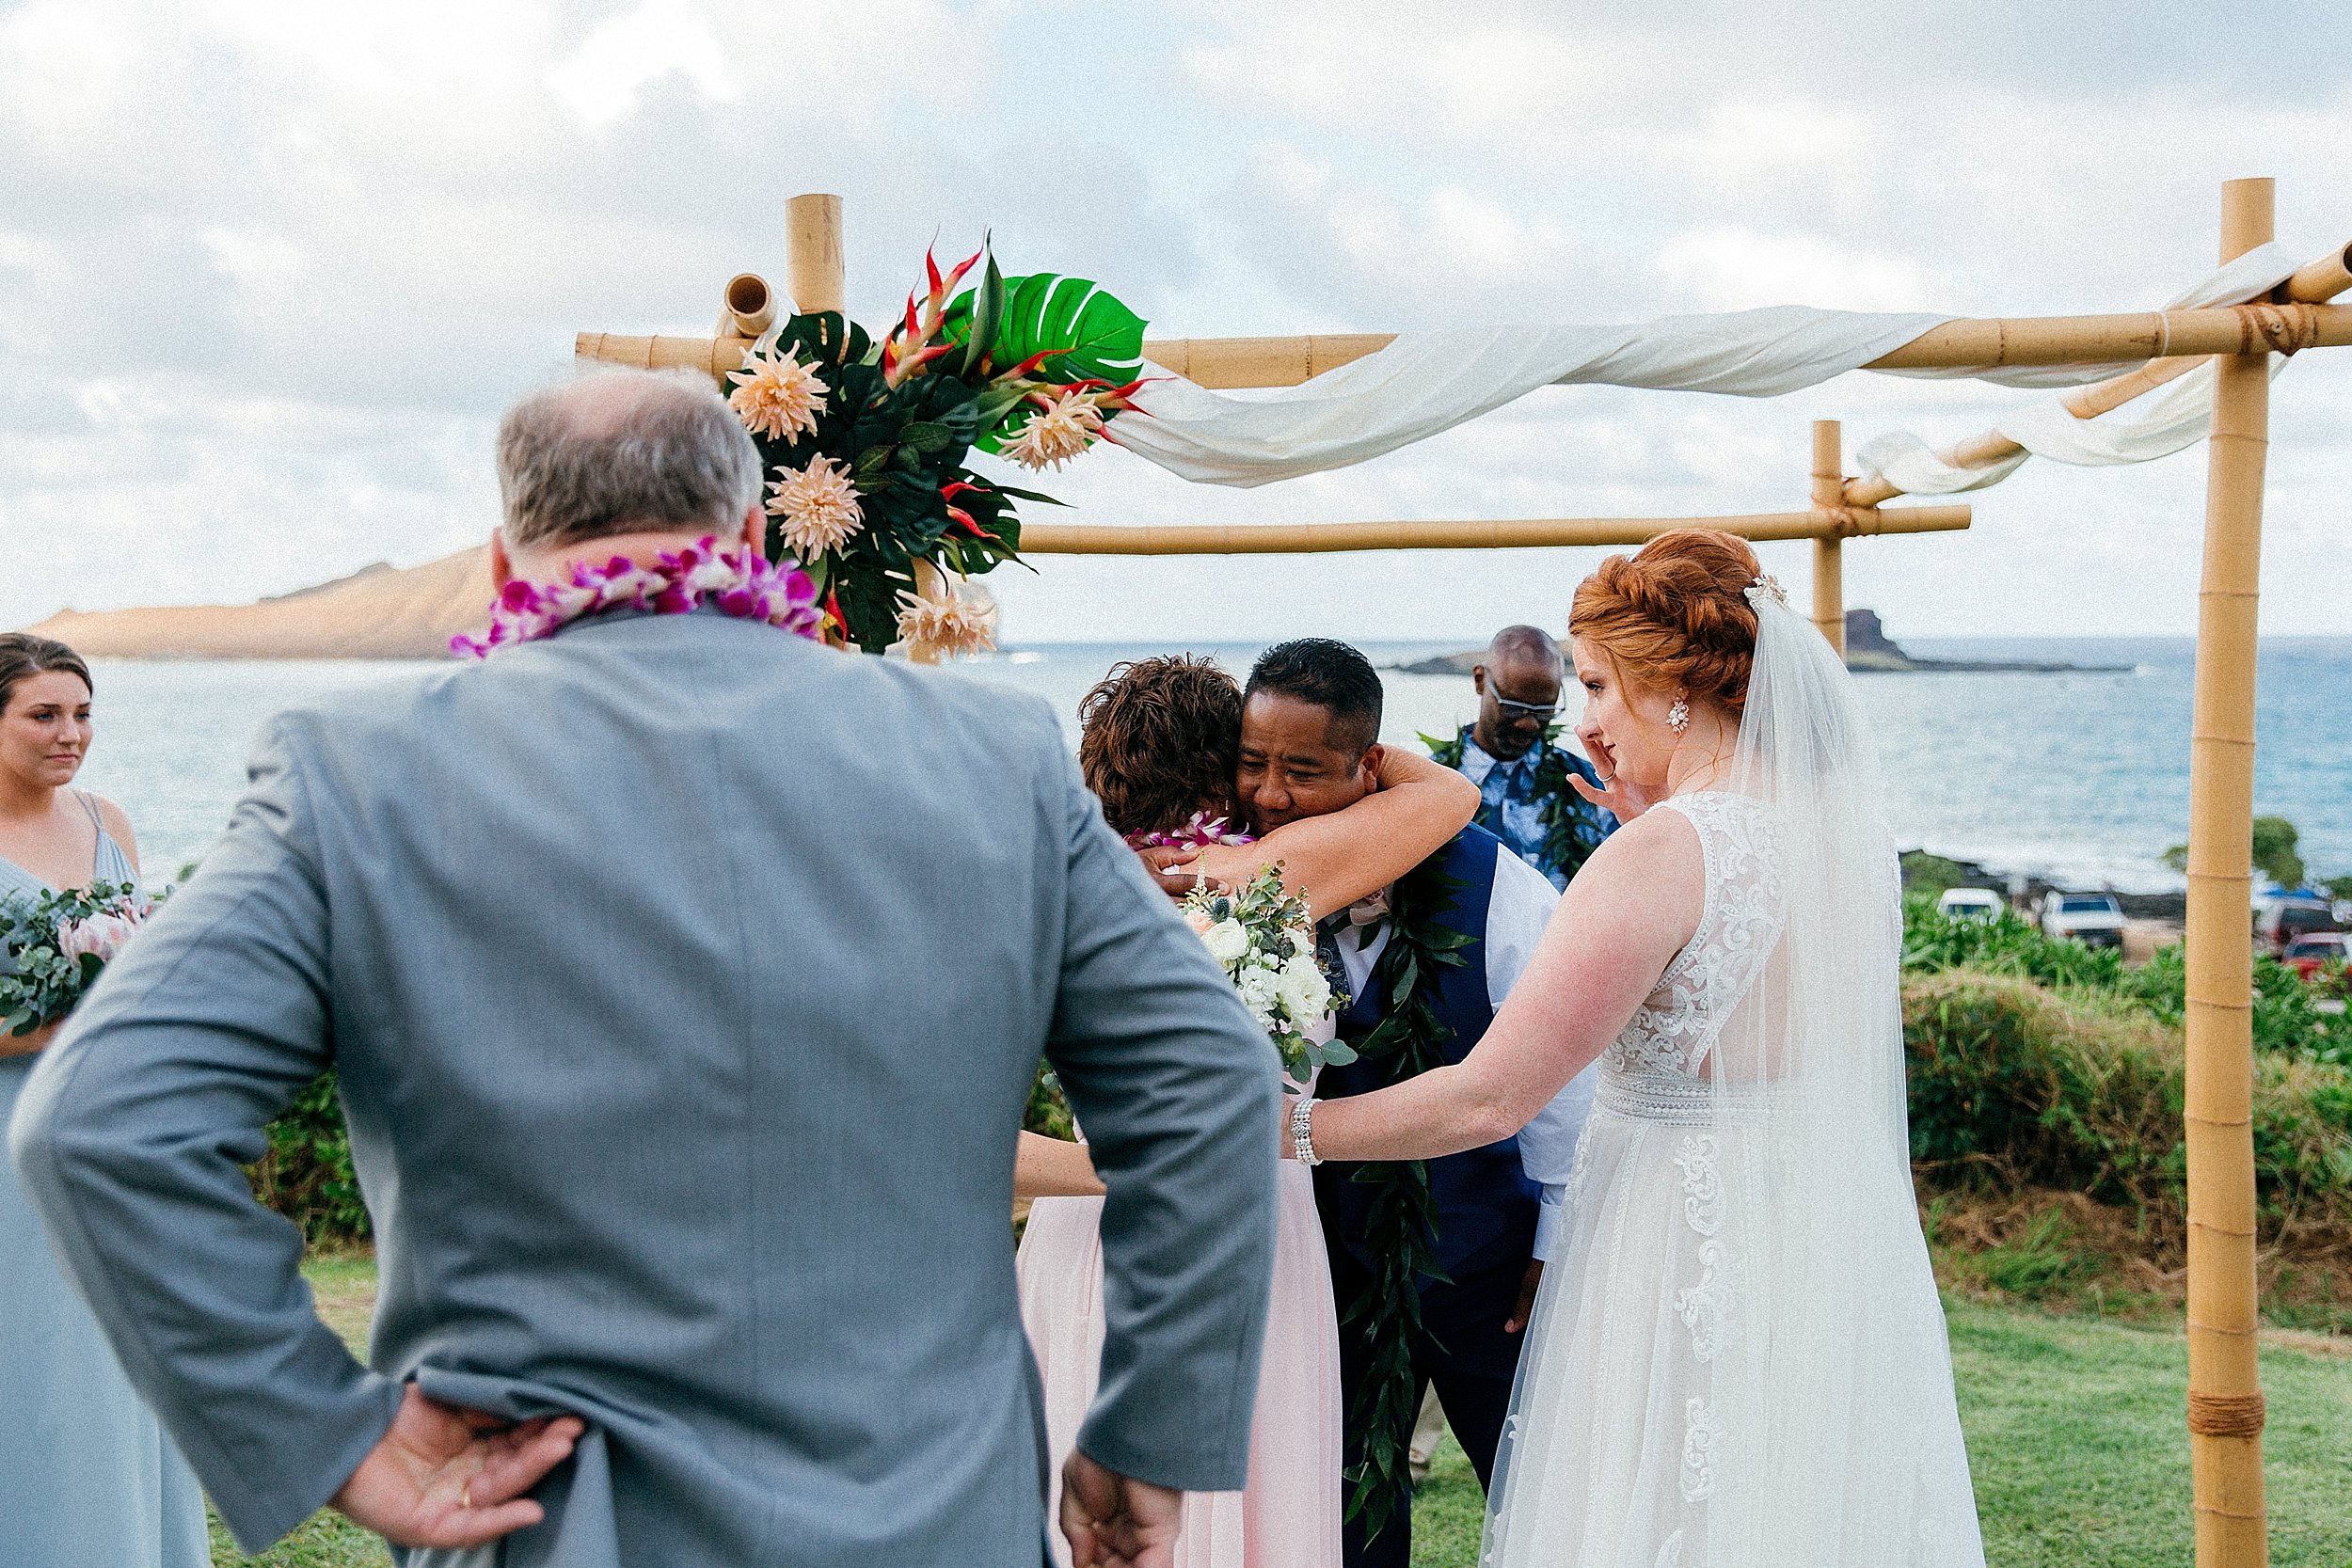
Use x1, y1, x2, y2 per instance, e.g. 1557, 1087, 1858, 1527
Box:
9, 609, 1279, 1567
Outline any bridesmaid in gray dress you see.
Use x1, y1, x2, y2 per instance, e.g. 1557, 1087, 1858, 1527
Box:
0, 633, 208, 1567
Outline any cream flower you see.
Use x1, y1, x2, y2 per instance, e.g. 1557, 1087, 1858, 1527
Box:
1201, 918, 1251, 966
727, 342, 828, 442
765, 455, 864, 558
893, 577, 997, 660
1004, 388, 1107, 472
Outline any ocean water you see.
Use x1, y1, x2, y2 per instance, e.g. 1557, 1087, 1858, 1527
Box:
68, 637, 2352, 895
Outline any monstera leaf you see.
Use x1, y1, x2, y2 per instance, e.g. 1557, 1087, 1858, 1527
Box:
943, 272, 1147, 389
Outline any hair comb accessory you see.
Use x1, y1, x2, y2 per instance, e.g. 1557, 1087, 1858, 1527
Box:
1746, 574, 1789, 609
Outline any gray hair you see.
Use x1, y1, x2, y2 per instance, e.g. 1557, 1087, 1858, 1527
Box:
496, 370, 763, 550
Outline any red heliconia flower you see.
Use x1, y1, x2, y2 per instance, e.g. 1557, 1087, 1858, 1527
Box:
940, 480, 992, 537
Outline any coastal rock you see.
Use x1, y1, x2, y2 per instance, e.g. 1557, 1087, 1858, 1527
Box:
1391, 610, 2130, 677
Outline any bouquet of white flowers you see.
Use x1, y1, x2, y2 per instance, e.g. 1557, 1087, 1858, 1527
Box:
1, 880, 156, 1037
1183, 866, 1354, 1087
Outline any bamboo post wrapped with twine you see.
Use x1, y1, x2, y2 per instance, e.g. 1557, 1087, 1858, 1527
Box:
1809, 420, 1846, 653
2184, 176, 2273, 1568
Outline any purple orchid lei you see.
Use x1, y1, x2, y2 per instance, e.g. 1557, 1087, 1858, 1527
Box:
452, 536, 823, 659
1128, 811, 1255, 850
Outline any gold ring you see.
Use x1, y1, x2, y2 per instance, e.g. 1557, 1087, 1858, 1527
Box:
460, 1481, 473, 1509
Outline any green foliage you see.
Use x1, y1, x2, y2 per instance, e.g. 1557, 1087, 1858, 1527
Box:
2161, 813, 2312, 889
1899, 849, 1974, 896
1340, 863, 1474, 1542
1900, 895, 2352, 1066
0, 879, 147, 1035
2254, 814, 2307, 889
248, 1070, 370, 1245
943, 271, 1146, 405
1024, 1059, 1073, 1140
747, 309, 1026, 654
1900, 969, 2352, 1243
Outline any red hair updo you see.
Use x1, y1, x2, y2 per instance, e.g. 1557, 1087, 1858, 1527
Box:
1568, 529, 1763, 713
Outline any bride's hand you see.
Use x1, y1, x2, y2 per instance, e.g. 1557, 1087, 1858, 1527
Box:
1567, 740, 1649, 822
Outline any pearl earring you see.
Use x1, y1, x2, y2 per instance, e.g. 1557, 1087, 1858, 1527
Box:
1667, 697, 1690, 734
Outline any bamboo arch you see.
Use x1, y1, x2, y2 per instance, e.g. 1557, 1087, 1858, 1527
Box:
581, 182, 2349, 1568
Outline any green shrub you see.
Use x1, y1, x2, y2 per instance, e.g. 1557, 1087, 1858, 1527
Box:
1901, 895, 2351, 1066
1900, 851, 1974, 897
249, 1070, 369, 1245
1902, 969, 2352, 1243
1025, 1058, 1074, 1139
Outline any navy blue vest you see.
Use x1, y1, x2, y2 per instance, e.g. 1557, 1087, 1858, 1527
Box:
1312, 826, 1539, 1282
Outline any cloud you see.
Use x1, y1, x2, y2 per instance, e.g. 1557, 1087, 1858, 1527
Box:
1, 0, 2348, 645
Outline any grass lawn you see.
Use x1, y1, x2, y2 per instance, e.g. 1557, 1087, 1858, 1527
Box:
215, 1258, 2352, 1567
1408, 1299, 2352, 1567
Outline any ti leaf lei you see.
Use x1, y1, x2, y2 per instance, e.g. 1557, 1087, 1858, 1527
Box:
1423, 724, 1607, 884
1337, 858, 1475, 1540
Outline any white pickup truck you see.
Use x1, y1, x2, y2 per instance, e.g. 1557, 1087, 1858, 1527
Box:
2041, 891, 2127, 949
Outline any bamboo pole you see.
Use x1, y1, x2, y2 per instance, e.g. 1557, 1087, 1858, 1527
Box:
1810, 420, 1847, 653
720, 273, 775, 339
581, 292, 2352, 387
2185, 177, 2274, 1568
787, 193, 845, 314
1128, 302, 2349, 388
1018, 503, 1968, 556
1846, 237, 2352, 507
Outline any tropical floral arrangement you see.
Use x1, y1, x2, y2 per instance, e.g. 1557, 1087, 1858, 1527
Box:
1, 881, 157, 1037
723, 242, 1148, 657
1183, 866, 1353, 1087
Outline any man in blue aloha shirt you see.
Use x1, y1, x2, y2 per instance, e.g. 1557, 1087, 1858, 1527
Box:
1423, 626, 1614, 892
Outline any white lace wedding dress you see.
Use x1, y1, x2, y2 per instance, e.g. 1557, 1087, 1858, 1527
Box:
1479, 722, 1984, 1560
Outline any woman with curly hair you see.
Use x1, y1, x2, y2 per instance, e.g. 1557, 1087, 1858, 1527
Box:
1018, 652, 1478, 1568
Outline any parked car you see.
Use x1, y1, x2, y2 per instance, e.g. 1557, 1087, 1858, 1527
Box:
1935, 887, 2006, 922
2042, 891, 2127, 948
2281, 932, 2347, 984
2257, 896, 2339, 957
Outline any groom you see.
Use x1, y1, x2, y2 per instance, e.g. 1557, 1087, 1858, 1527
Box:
10, 369, 1282, 1568
1237, 640, 1592, 1568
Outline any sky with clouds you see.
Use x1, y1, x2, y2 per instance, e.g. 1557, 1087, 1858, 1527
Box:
3, 0, 2346, 644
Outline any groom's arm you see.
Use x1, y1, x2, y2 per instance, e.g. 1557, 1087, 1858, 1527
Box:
1040, 740, 1281, 1495
7, 716, 403, 1551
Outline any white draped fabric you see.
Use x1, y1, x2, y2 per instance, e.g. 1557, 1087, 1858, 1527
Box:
1856, 241, 2300, 497
1111, 242, 2301, 492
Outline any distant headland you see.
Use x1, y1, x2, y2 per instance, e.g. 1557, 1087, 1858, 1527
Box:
21, 548, 492, 660
1391, 609, 2134, 676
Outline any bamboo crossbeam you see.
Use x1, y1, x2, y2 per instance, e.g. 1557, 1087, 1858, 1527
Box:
1019, 504, 1967, 556
1130, 302, 2349, 388
2184, 177, 2273, 1568
1846, 238, 2352, 507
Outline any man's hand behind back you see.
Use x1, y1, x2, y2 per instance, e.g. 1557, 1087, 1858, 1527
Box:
1060, 1450, 1184, 1568
332, 1383, 583, 1549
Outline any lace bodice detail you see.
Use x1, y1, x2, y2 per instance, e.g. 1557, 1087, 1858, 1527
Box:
1604, 793, 1785, 1080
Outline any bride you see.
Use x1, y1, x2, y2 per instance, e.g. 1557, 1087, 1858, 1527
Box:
1291, 531, 1984, 1566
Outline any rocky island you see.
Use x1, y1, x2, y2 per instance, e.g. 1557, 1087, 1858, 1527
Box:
1393, 610, 2133, 676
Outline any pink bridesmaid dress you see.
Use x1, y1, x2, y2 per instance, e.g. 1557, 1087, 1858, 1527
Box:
1017, 1059, 1342, 1568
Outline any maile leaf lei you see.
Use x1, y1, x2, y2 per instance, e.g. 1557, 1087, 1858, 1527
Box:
1335, 860, 1475, 1540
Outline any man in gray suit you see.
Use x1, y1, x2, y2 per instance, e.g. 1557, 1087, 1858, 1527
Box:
10, 370, 1281, 1568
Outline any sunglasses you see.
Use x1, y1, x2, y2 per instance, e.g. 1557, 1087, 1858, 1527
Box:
1492, 696, 1560, 721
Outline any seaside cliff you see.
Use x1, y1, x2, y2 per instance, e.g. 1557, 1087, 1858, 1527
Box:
24, 548, 493, 660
